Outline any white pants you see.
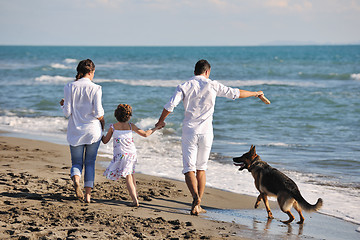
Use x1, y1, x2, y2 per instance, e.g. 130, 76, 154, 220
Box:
181, 132, 213, 174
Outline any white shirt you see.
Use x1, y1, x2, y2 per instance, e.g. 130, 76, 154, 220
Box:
63, 78, 104, 146
164, 75, 240, 135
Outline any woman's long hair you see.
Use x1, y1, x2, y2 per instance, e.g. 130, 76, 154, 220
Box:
75, 59, 95, 80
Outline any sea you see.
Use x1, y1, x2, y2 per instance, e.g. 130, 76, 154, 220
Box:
0, 45, 359, 228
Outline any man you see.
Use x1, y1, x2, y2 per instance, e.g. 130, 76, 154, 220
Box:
156, 59, 264, 215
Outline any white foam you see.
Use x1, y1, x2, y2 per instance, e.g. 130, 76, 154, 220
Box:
64, 58, 78, 64
50, 63, 71, 69
351, 73, 360, 81
0, 115, 68, 136
35, 75, 73, 83
94, 78, 325, 88
267, 142, 290, 147
95, 78, 183, 87
1, 114, 359, 225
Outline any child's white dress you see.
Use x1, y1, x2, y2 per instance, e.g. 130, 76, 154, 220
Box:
103, 124, 137, 180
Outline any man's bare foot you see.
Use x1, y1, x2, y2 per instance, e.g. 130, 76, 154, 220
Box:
72, 177, 84, 201
199, 206, 207, 213
190, 197, 201, 215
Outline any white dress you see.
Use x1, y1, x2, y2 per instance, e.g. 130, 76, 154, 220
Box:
103, 124, 137, 180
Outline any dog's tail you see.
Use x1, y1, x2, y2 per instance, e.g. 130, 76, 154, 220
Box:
295, 194, 323, 212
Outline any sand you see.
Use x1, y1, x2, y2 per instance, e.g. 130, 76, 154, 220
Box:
0, 136, 256, 239
1, 136, 359, 240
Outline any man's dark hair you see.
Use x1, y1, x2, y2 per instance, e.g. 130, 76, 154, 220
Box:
194, 59, 211, 75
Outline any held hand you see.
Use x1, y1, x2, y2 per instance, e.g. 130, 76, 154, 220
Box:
155, 121, 165, 129
59, 98, 64, 106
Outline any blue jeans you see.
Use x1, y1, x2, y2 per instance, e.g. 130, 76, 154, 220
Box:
70, 140, 101, 188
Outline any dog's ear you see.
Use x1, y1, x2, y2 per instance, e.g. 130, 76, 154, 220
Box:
250, 145, 256, 155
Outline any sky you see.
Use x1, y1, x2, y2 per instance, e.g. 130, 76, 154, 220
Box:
0, 0, 359, 46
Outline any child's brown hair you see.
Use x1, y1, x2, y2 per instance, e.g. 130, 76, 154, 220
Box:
114, 104, 132, 122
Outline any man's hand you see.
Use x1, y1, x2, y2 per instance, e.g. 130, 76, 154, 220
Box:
155, 121, 166, 129
254, 91, 264, 98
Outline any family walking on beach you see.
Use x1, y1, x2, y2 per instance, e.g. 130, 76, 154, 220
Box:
60, 58, 264, 215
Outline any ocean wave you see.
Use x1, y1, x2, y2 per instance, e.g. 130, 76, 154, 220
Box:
0, 115, 68, 135
64, 58, 78, 64
267, 142, 290, 147
298, 72, 356, 80
50, 63, 71, 69
95, 78, 324, 88
35, 75, 73, 83
1, 113, 359, 225
95, 79, 183, 87
351, 73, 360, 80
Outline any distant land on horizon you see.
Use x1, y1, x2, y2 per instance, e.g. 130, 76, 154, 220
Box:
0, 41, 359, 47
260, 40, 360, 46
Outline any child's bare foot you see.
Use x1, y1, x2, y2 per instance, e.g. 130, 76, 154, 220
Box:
190, 197, 201, 215
72, 177, 84, 201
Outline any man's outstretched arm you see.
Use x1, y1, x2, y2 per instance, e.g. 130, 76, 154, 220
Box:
156, 108, 171, 128
239, 90, 263, 98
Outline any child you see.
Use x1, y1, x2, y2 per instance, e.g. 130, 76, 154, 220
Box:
102, 104, 162, 207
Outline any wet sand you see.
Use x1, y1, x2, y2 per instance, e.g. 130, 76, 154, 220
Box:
0, 136, 359, 239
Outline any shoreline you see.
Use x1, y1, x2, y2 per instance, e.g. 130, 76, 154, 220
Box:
0, 136, 257, 239
1, 136, 359, 239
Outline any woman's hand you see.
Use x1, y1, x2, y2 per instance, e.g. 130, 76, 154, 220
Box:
98, 116, 105, 131
59, 98, 64, 106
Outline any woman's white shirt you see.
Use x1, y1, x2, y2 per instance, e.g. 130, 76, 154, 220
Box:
63, 78, 104, 146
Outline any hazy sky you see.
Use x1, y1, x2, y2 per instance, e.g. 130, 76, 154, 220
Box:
1, 0, 359, 46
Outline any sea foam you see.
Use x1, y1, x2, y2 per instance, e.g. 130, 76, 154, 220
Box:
35, 75, 73, 83
1, 112, 360, 226
94, 78, 325, 88
351, 73, 360, 80
50, 63, 71, 69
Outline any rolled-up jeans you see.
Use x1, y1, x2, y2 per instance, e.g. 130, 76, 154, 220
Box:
70, 140, 100, 188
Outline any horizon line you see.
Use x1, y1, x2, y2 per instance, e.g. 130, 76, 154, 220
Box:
1, 43, 360, 47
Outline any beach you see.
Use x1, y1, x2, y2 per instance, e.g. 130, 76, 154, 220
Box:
1, 135, 359, 240
0, 136, 256, 239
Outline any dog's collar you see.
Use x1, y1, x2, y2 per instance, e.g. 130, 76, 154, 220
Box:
248, 155, 261, 171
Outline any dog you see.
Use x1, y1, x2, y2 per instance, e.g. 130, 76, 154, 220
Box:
233, 145, 323, 224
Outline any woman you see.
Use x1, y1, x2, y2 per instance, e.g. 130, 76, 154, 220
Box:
60, 59, 104, 203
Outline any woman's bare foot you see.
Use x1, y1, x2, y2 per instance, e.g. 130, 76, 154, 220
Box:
127, 202, 139, 207
84, 193, 91, 203
72, 177, 84, 201
191, 197, 201, 215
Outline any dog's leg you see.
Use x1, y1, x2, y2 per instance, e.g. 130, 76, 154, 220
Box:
254, 194, 262, 209
281, 210, 295, 224
293, 201, 305, 224
261, 194, 274, 219
278, 195, 295, 224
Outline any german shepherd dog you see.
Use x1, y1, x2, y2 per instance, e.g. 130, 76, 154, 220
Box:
233, 145, 323, 224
